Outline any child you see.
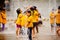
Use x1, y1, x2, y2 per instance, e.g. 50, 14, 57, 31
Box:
33, 6, 39, 33
26, 10, 33, 40
55, 6, 60, 36
49, 9, 55, 32
30, 6, 39, 38
16, 9, 23, 36
1, 9, 7, 31
21, 12, 28, 35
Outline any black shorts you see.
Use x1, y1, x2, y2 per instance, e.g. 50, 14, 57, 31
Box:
33, 22, 38, 28
38, 21, 43, 24
56, 23, 60, 27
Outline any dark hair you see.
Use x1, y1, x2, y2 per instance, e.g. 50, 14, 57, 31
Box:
16, 8, 21, 14
26, 10, 31, 16
33, 6, 37, 10
0, 8, 2, 11
30, 7, 34, 11
27, 10, 31, 13
58, 6, 60, 9
32, 6, 38, 12
2, 8, 5, 11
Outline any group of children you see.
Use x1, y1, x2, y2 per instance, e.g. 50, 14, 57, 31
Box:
0, 5, 60, 40
0, 8, 7, 31
15, 6, 42, 40
49, 6, 60, 35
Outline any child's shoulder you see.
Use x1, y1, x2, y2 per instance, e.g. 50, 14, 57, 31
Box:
29, 16, 33, 19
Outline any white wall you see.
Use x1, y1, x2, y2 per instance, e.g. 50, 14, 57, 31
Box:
7, 0, 60, 19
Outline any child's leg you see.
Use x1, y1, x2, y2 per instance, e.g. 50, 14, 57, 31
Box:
16, 28, 19, 36
36, 25, 39, 33
2, 23, 5, 31
16, 28, 20, 36
32, 23, 36, 36
32, 28, 35, 37
16, 25, 20, 36
51, 24, 54, 32
28, 28, 32, 40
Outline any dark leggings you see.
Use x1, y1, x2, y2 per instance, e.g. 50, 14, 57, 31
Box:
2, 23, 5, 31
28, 27, 32, 40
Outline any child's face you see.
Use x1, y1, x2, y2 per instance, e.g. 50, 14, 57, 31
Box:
26, 12, 30, 16
20, 9, 22, 13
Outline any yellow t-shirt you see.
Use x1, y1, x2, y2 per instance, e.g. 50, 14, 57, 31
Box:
21, 15, 28, 27
16, 13, 23, 25
33, 10, 39, 22
27, 16, 33, 28
49, 12, 55, 24
1, 12, 7, 24
55, 13, 60, 24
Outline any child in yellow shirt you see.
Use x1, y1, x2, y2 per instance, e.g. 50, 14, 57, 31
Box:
16, 9, 23, 36
26, 10, 33, 40
1, 9, 7, 31
55, 6, 60, 36
49, 9, 55, 32
30, 6, 39, 37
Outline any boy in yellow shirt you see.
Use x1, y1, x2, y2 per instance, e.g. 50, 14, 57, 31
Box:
26, 10, 33, 40
20, 13, 28, 35
49, 9, 55, 32
1, 9, 7, 31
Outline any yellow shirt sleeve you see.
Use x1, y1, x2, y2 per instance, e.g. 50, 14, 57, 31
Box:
34, 10, 38, 16
1, 13, 6, 19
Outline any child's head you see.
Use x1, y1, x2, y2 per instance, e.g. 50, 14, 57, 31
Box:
58, 6, 60, 12
26, 10, 31, 16
52, 9, 54, 13
16, 8, 22, 14
33, 6, 37, 10
30, 7, 34, 11
2, 8, 6, 13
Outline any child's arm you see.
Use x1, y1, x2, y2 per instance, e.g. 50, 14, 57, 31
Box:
26, 22, 30, 26
1, 13, 6, 19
